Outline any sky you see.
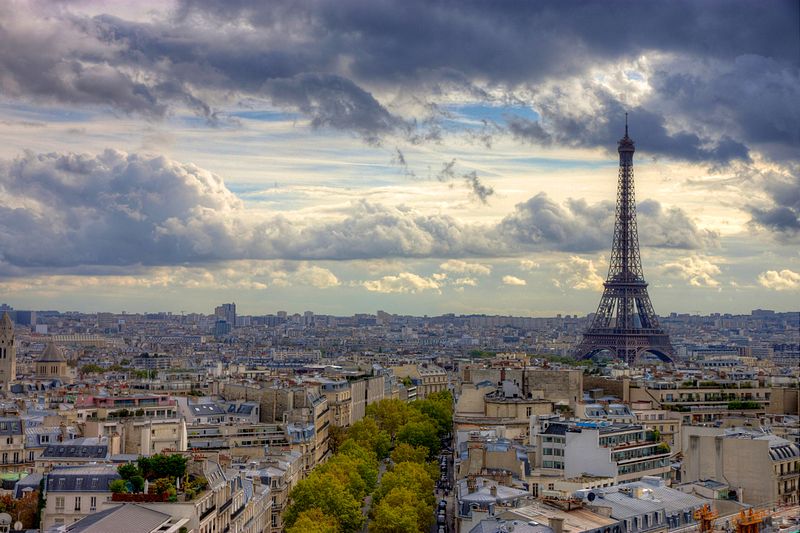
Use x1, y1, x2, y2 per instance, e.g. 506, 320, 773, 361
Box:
0, 0, 798, 316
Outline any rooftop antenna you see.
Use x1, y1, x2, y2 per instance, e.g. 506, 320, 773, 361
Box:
625, 112, 629, 137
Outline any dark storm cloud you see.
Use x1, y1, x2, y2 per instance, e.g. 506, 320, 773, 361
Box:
1, 1, 796, 156
510, 90, 752, 164
748, 170, 800, 241
264, 74, 404, 144
0, 150, 713, 272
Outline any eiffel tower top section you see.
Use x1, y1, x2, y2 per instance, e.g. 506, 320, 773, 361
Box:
572, 115, 675, 365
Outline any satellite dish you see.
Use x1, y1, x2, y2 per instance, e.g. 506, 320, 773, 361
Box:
587, 492, 596, 502
14, 521, 22, 531
0, 513, 11, 525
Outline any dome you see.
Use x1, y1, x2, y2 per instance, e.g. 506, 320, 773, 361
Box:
38, 342, 66, 363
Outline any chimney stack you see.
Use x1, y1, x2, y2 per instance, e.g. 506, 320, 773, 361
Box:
549, 517, 564, 533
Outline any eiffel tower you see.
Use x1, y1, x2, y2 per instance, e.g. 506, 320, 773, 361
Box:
573, 116, 675, 365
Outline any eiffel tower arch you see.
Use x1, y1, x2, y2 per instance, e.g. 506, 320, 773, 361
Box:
573, 117, 675, 366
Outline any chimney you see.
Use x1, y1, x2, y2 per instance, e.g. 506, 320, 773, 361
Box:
490, 485, 498, 497
549, 517, 564, 533
467, 475, 477, 494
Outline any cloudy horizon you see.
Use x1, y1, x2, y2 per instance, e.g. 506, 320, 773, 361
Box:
0, 0, 797, 316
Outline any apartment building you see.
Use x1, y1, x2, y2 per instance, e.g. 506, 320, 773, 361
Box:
76, 394, 179, 421
630, 401, 682, 450
41, 464, 119, 530
187, 422, 288, 458
530, 418, 671, 486
103, 453, 271, 533
250, 450, 304, 533
390, 363, 448, 398
682, 426, 800, 506
626, 379, 772, 424
0, 417, 26, 471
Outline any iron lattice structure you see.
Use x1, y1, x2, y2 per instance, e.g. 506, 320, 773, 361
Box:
573, 119, 675, 365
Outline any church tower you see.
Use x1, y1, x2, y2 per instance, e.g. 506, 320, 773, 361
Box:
0, 312, 17, 390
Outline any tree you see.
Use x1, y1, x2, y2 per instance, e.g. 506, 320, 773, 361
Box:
366, 399, 412, 438
150, 477, 176, 499
370, 487, 431, 533
80, 364, 104, 374
373, 461, 435, 509
389, 443, 428, 465
13, 490, 39, 529
109, 479, 128, 493
347, 417, 391, 459
338, 440, 379, 493
138, 454, 187, 481
411, 397, 452, 438
287, 508, 340, 533
130, 475, 145, 493
328, 424, 348, 454
396, 420, 440, 459
285, 472, 364, 533
319, 454, 368, 501
117, 463, 139, 480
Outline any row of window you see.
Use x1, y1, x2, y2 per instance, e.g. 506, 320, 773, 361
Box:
54, 496, 99, 512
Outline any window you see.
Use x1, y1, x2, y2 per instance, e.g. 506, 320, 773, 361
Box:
547, 483, 555, 490
90, 497, 97, 511
526, 407, 532, 417
74, 496, 81, 511
55, 497, 65, 511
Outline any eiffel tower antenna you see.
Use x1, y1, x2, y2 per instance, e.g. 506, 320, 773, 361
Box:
572, 116, 675, 365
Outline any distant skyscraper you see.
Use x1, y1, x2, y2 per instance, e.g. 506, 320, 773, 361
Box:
0, 312, 16, 390
573, 118, 675, 365
14, 310, 36, 326
214, 303, 237, 327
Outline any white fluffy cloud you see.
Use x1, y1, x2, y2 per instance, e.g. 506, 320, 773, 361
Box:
757, 269, 800, 291
556, 256, 605, 291
660, 256, 722, 288
0, 150, 718, 275
502, 275, 527, 286
439, 259, 492, 276
519, 259, 540, 271
361, 272, 440, 294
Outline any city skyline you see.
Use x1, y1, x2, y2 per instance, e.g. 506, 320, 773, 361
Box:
0, 1, 798, 315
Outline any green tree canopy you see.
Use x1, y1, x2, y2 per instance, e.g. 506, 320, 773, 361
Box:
396, 420, 440, 459
347, 417, 391, 459
389, 443, 428, 465
411, 397, 452, 438
366, 399, 412, 438
327, 424, 348, 454
117, 463, 139, 480
286, 508, 340, 533
137, 454, 187, 481
369, 487, 423, 533
373, 461, 435, 509
285, 472, 364, 533
338, 440, 379, 493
